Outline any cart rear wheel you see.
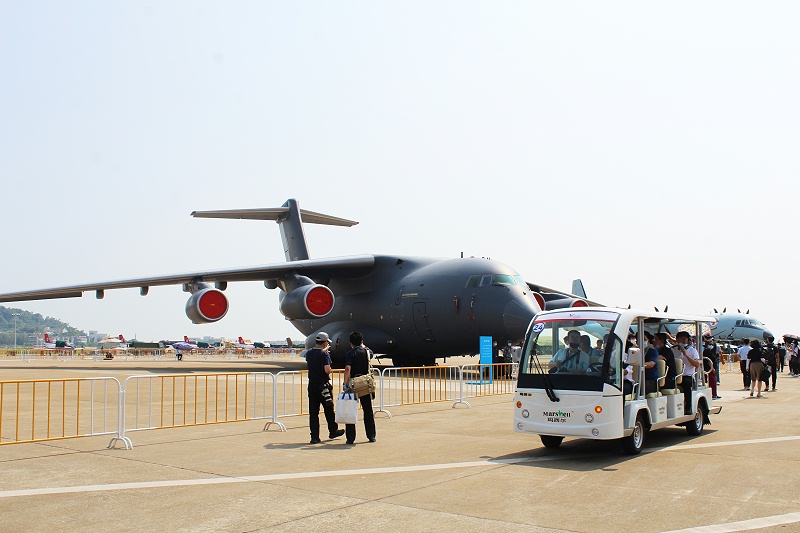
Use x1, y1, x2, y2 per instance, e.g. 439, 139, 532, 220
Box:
686, 407, 705, 436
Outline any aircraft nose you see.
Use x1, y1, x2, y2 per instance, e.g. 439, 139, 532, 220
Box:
763, 329, 774, 342
502, 297, 539, 342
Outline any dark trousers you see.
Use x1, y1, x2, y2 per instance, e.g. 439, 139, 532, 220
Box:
679, 377, 694, 414
345, 393, 376, 442
708, 370, 717, 397
769, 364, 778, 389
308, 381, 338, 440
740, 360, 751, 388
791, 358, 800, 375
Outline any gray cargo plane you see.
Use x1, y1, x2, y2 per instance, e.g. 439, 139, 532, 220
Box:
0, 199, 592, 366
708, 308, 774, 342
654, 306, 775, 343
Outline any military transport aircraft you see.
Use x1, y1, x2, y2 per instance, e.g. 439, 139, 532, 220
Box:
0, 199, 592, 366
655, 306, 774, 343
708, 308, 774, 342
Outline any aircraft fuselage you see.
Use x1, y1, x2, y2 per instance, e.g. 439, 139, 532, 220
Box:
291, 255, 542, 365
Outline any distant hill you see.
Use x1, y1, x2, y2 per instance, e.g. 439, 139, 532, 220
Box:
0, 306, 88, 347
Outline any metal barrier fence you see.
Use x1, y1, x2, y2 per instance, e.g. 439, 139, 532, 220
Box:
379, 366, 463, 414
114, 372, 284, 449
0, 377, 120, 446
3, 348, 306, 361
2, 363, 518, 448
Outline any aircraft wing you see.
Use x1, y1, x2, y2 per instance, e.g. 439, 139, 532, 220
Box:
524, 280, 604, 307
0, 255, 376, 303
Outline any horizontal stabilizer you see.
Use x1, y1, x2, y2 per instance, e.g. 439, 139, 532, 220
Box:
191, 208, 358, 227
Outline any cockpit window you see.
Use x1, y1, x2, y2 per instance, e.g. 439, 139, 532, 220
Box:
465, 274, 520, 288
513, 275, 526, 287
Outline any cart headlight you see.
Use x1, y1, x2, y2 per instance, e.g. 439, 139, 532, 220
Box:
522, 409, 530, 418
517, 423, 524, 430
591, 429, 600, 436
584, 413, 594, 423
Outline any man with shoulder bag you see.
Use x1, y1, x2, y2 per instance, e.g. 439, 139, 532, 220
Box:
343, 331, 376, 444
306, 332, 345, 444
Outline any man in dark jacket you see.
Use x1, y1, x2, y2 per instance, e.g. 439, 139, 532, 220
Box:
343, 331, 376, 444
763, 336, 778, 391
306, 332, 344, 444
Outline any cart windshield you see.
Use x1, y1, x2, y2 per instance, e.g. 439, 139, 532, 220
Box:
518, 311, 621, 391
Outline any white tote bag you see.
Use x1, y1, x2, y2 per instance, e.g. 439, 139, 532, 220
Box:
335, 392, 359, 425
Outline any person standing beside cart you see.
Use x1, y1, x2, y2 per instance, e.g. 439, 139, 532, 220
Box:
342, 331, 376, 444
738, 339, 751, 390
747, 340, 766, 398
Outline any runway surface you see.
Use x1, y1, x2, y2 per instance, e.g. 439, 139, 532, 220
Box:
1, 359, 798, 532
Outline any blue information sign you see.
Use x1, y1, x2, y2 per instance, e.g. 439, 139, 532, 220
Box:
479, 336, 493, 365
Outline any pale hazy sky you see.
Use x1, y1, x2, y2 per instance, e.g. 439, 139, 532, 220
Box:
2, 2, 799, 343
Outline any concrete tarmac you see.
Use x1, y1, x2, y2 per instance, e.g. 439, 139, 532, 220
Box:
1, 360, 799, 532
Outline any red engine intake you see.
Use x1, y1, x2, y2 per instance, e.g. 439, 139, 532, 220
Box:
543, 297, 589, 310
185, 288, 229, 323
279, 284, 335, 319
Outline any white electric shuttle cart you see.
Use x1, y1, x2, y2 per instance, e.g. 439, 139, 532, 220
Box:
514, 307, 722, 454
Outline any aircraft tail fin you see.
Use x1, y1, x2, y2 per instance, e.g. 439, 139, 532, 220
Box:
571, 279, 587, 299
191, 198, 358, 262
119, 334, 125, 343
238, 337, 245, 344
44, 333, 51, 343
184, 336, 189, 343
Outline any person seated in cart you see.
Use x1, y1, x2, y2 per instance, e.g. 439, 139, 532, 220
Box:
653, 333, 677, 389
641, 332, 660, 394
549, 330, 590, 373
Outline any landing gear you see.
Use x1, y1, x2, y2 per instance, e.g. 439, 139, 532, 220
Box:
394, 356, 436, 367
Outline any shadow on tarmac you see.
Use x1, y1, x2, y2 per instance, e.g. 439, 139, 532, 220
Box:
489, 427, 718, 472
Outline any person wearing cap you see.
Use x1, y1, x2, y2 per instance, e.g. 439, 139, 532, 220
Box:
305, 332, 345, 444
673, 331, 701, 414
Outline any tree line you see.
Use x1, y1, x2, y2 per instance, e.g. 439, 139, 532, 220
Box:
0, 306, 87, 347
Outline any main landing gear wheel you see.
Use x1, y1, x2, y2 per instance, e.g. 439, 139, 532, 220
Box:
686, 407, 705, 436
622, 414, 646, 455
540, 435, 564, 449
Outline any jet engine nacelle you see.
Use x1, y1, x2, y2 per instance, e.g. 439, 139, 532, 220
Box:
185, 288, 229, 324
543, 297, 588, 311
279, 284, 335, 319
